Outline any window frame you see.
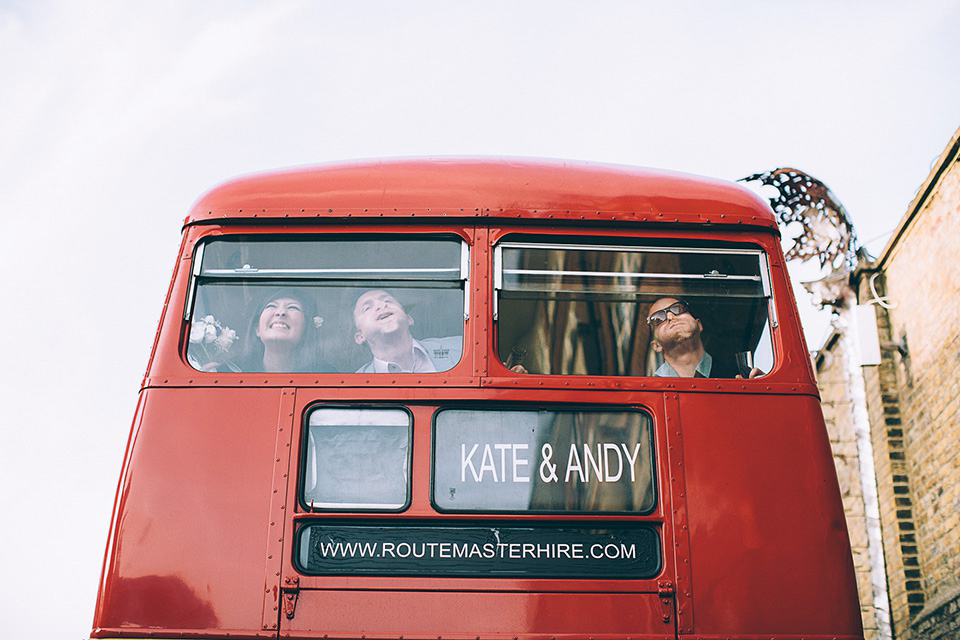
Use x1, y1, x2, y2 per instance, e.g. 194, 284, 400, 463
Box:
430, 405, 657, 516
298, 404, 415, 513
183, 234, 471, 373
492, 237, 778, 377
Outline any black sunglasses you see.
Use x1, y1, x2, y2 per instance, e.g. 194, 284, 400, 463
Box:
646, 301, 691, 327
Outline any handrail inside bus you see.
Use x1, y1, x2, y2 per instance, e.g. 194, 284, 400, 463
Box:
200, 267, 463, 278
184, 239, 472, 323
498, 241, 768, 256
501, 269, 763, 282
493, 241, 772, 320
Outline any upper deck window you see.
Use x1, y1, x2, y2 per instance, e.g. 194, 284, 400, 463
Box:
495, 239, 775, 377
185, 236, 468, 374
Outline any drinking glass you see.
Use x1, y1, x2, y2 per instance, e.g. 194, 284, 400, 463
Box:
735, 351, 754, 378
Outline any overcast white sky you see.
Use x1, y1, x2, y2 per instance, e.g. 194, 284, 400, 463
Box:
1, 2, 958, 637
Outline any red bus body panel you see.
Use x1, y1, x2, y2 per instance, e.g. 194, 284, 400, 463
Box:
93, 159, 862, 640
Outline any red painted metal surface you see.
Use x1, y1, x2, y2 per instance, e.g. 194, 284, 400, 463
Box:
679, 392, 862, 636
286, 591, 673, 639
184, 157, 778, 229
96, 388, 286, 632
92, 159, 862, 640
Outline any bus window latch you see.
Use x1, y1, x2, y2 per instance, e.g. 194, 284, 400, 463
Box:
282, 576, 300, 620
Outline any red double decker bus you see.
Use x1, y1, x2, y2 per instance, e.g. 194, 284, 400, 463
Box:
92, 158, 863, 640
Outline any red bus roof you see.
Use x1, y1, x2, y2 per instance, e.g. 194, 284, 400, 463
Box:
186, 157, 777, 230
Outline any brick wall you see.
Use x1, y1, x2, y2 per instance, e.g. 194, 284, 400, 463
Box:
813, 131, 960, 638
857, 274, 923, 637
874, 156, 960, 638
831, 134, 960, 639
817, 332, 885, 639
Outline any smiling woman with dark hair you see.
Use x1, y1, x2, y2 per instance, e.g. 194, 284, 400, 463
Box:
240, 287, 337, 373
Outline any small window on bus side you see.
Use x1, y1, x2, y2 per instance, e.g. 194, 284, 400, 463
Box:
494, 240, 775, 377
433, 408, 654, 513
302, 407, 412, 511
185, 236, 468, 374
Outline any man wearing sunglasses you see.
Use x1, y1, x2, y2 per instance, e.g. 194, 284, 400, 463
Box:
647, 297, 746, 378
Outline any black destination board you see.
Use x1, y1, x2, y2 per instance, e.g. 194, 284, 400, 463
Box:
297, 524, 660, 579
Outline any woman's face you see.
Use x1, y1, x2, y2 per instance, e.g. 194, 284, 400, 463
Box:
256, 297, 306, 345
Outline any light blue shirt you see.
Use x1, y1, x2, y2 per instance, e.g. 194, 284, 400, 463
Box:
356, 336, 463, 373
654, 352, 713, 377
